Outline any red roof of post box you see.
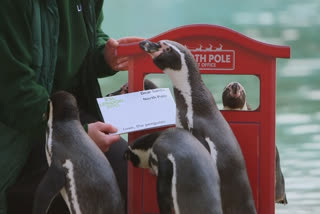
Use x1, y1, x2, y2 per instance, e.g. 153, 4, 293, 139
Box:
116, 24, 291, 59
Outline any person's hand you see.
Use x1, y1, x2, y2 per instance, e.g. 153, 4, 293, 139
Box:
87, 122, 120, 152
104, 37, 145, 71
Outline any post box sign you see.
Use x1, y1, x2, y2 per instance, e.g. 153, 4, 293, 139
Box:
187, 43, 235, 70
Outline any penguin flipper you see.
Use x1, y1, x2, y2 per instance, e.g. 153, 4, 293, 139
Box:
275, 147, 288, 204
33, 163, 66, 214
156, 159, 174, 214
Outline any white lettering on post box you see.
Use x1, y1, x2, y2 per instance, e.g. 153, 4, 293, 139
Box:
187, 43, 235, 70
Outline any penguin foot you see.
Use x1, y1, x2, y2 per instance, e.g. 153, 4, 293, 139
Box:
276, 196, 288, 205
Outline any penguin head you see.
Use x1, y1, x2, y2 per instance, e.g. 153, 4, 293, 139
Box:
140, 40, 193, 71
124, 131, 162, 168
50, 91, 80, 121
106, 79, 158, 97
143, 79, 158, 90
222, 82, 247, 110
123, 147, 141, 167
106, 83, 128, 97
140, 40, 201, 96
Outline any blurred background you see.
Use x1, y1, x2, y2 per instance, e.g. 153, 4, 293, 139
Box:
100, 0, 320, 213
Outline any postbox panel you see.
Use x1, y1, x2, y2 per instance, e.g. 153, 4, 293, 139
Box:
142, 171, 158, 213
228, 122, 260, 210
139, 122, 260, 214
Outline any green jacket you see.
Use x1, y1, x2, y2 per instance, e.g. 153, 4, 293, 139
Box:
0, 0, 116, 212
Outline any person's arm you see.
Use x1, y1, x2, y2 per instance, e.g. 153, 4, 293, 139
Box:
0, 1, 48, 134
92, 9, 117, 78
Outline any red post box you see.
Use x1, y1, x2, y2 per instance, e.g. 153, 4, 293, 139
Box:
116, 24, 290, 214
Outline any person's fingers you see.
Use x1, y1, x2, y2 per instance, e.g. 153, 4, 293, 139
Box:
105, 37, 144, 71
117, 56, 129, 64
115, 61, 129, 71
115, 57, 130, 70
117, 37, 145, 44
106, 38, 119, 48
96, 122, 118, 134
105, 39, 118, 59
98, 134, 120, 152
88, 122, 121, 152
106, 134, 121, 144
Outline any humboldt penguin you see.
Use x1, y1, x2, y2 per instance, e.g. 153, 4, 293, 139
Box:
222, 81, 250, 110
222, 81, 288, 204
33, 91, 124, 214
124, 127, 223, 214
140, 40, 257, 214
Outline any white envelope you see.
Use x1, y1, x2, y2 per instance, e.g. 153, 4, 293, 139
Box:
97, 88, 176, 135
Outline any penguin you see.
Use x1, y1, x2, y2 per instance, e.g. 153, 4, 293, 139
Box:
106, 79, 158, 96
33, 91, 124, 214
124, 127, 223, 214
222, 81, 288, 204
222, 81, 251, 110
139, 40, 257, 214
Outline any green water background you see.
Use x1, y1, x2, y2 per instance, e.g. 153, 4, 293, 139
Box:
100, 0, 320, 213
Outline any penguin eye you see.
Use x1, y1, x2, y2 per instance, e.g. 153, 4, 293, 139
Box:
165, 47, 172, 52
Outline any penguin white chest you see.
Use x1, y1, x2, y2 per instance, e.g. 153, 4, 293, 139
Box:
45, 101, 54, 166
62, 159, 82, 214
205, 137, 218, 162
163, 57, 194, 130
167, 154, 180, 214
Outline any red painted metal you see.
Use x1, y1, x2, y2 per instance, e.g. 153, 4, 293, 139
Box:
116, 24, 290, 214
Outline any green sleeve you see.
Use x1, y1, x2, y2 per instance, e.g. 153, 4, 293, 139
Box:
93, 5, 118, 78
83, 123, 88, 132
0, 1, 48, 133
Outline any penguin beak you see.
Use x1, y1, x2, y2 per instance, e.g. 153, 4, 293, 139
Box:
231, 83, 240, 94
139, 40, 161, 53
106, 83, 128, 97
106, 88, 122, 97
